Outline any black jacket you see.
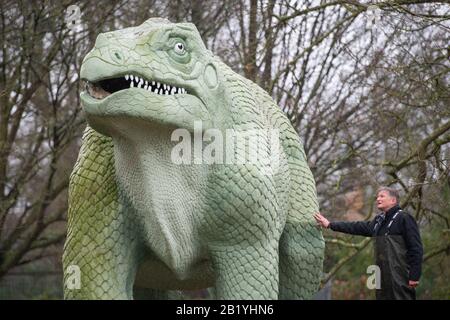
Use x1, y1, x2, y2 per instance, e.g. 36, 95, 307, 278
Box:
329, 205, 423, 281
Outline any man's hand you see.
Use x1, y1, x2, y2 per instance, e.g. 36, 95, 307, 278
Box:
408, 280, 419, 288
314, 212, 330, 229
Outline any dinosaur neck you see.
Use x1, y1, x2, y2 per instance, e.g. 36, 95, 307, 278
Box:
110, 119, 209, 276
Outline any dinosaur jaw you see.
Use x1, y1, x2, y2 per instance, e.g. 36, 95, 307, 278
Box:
84, 73, 188, 100
80, 72, 212, 138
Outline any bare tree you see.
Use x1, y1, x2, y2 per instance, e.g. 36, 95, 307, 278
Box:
0, 0, 124, 279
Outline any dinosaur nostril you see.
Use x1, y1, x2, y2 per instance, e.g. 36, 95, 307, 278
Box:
95, 34, 127, 64
110, 49, 125, 64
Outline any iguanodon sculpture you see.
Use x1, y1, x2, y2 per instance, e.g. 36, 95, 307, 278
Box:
63, 18, 324, 299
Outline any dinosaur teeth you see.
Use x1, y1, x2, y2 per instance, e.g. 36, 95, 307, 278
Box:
123, 74, 187, 95
86, 76, 188, 100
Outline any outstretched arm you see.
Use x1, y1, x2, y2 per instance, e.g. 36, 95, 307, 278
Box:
314, 212, 374, 237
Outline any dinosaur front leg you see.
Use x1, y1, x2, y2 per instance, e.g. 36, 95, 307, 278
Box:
63, 204, 140, 299
63, 128, 140, 299
203, 166, 283, 299
279, 220, 324, 299
279, 150, 325, 299
208, 242, 279, 299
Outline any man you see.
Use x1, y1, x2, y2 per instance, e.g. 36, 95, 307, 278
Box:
314, 187, 423, 300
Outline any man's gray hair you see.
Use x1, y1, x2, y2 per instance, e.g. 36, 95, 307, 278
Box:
377, 186, 400, 204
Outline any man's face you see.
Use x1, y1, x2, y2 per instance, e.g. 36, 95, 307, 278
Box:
376, 190, 397, 212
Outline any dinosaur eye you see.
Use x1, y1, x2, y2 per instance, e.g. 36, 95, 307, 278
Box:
174, 42, 186, 55
167, 38, 190, 63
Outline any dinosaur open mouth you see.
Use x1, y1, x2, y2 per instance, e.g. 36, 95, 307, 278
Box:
85, 74, 188, 99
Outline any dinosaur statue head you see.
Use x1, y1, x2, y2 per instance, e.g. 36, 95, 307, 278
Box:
80, 18, 224, 136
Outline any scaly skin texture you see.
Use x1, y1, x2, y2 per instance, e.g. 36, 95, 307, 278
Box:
63, 18, 324, 300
